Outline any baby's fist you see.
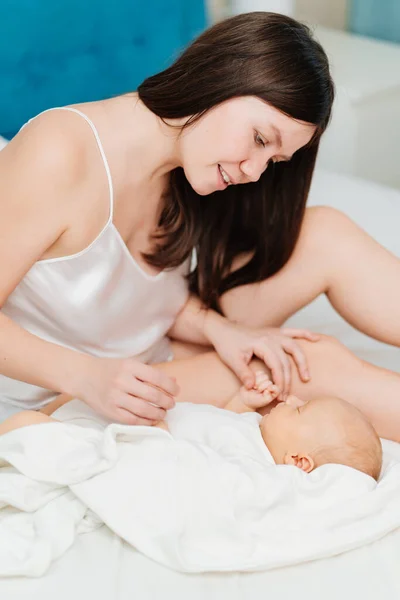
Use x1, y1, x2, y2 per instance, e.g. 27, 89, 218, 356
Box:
238, 371, 280, 408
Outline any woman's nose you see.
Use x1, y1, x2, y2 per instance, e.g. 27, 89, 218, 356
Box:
240, 157, 268, 183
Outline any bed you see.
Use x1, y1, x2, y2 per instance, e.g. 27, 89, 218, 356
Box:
1, 167, 400, 599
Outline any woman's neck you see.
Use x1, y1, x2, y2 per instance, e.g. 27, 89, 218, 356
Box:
106, 93, 183, 189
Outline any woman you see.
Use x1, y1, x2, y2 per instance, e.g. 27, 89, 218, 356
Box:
0, 13, 399, 439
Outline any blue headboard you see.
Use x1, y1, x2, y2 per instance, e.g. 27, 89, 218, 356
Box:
350, 0, 400, 45
0, 0, 207, 138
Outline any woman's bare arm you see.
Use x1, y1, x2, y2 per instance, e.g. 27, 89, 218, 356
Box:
0, 116, 98, 398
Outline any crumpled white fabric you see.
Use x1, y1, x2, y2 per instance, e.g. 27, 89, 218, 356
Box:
1, 401, 400, 578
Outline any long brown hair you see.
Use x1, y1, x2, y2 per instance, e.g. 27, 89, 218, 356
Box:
138, 12, 334, 311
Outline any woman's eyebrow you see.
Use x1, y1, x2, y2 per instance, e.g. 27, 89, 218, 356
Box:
271, 124, 283, 148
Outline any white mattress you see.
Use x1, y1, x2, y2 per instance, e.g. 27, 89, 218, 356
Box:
2, 168, 400, 599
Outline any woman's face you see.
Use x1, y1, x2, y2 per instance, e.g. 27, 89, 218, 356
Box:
179, 96, 316, 196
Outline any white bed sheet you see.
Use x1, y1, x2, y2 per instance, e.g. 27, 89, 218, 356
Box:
2, 168, 400, 599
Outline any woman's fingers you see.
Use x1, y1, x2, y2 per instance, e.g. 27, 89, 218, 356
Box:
86, 357, 179, 424
281, 339, 310, 382
279, 350, 292, 399
132, 361, 180, 397
129, 377, 176, 410
280, 328, 320, 342
118, 395, 167, 423
253, 346, 286, 399
116, 406, 157, 426
232, 354, 255, 389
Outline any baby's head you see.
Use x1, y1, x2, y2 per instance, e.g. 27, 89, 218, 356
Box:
260, 395, 382, 480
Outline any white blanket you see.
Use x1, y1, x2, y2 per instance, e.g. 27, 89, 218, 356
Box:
1, 401, 400, 578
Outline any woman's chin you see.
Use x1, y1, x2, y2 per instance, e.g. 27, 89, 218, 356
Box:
193, 182, 227, 196
184, 171, 217, 196
195, 187, 211, 196
189, 181, 214, 196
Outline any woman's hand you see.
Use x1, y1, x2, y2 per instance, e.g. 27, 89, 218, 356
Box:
79, 356, 179, 425
205, 316, 319, 400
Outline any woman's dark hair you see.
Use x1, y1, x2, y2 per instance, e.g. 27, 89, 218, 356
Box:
138, 11, 334, 311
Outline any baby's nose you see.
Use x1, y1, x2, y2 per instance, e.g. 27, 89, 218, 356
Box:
285, 395, 306, 408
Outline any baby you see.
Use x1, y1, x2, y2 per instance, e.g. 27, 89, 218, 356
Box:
223, 372, 382, 480
0, 372, 382, 481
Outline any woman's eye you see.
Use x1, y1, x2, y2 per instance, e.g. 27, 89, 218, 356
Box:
255, 133, 266, 148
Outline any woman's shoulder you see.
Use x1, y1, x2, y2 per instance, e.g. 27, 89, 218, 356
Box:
0, 106, 99, 232
6, 102, 115, 191
5, 104, 105, 188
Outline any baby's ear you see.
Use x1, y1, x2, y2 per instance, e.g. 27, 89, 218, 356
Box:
284, 453, 314, 473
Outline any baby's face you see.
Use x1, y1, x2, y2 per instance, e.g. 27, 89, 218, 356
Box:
260, 395, 356, 465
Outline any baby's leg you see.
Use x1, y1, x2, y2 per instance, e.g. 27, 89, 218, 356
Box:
0, 410, 55, 436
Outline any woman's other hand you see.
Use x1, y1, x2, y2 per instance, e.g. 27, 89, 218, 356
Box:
80, 356, 179, 425
205, 317, 319, 400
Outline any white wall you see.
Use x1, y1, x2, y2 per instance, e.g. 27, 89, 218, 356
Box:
208, 0, 349, 30
206, 0, 227, 23
231, 1, 294, 16
295, 0, 348, 30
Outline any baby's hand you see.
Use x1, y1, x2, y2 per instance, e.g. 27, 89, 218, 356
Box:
238, 371, 280, 409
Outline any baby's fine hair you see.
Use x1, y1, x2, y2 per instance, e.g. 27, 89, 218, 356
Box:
313, 399, 382, 481
315, 436, 382, 481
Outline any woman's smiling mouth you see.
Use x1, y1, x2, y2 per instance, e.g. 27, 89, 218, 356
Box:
218, 164, 233, 186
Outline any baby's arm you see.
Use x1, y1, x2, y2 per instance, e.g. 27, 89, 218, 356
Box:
223, 394, 255, 414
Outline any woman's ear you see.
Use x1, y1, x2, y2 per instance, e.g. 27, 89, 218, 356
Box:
284, 453, 314, 473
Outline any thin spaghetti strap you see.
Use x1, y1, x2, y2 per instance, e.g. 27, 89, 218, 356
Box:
28, 107, 114, 223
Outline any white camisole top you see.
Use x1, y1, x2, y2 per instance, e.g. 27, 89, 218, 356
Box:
0, 107, 189, 420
